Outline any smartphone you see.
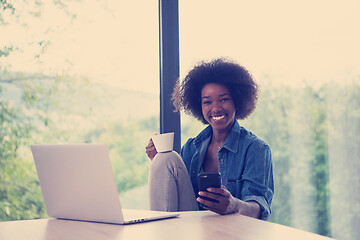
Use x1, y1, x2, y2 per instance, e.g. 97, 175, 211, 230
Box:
197, 172, 221, 204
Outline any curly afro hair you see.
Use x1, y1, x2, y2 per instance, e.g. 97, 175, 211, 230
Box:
172, 58, 259, 124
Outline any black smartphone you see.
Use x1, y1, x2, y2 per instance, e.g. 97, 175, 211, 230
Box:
197, 172, 221, 203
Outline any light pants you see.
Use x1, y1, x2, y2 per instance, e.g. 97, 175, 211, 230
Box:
148, 151, 199, 212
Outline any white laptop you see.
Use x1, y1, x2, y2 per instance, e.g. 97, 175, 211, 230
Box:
31, 144, 179, 224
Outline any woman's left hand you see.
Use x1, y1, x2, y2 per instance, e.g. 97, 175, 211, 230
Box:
196, 185, 239, 215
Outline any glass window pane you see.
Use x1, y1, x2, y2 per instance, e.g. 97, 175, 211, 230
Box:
180, 1, 360, 239
0, 0, 158, 219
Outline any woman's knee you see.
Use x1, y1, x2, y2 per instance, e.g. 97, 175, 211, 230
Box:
152, 151, 183, 170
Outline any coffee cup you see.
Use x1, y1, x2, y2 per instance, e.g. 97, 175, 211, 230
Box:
152, 132, 174, 153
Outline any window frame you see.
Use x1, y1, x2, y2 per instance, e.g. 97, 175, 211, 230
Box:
158, 0, 181, 153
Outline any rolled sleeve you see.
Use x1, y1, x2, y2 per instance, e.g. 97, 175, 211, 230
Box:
243, 195, 271, 220
241, 142, 274, 220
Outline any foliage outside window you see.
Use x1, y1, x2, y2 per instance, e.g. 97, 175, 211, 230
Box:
1, 0, 158, 220
180, 1, 360, 240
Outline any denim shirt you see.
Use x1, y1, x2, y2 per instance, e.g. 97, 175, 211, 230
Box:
180, 121, 274, 220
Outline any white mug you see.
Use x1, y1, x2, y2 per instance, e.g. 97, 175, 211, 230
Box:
152, 132, 174, 153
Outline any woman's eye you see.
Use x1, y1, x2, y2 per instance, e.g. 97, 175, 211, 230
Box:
202, 101, 211, 105
220, 98, 230, 102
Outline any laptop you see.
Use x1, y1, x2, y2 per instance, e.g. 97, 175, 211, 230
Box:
31, 143, 180, 224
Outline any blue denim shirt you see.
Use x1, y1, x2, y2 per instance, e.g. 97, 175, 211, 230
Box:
180, 121, 274, 220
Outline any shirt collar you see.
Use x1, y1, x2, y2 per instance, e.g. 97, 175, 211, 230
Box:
222, 121, 241, 153
194, 121, 241, 153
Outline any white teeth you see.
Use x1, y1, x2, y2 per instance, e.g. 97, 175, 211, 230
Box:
212, 115, 225, 120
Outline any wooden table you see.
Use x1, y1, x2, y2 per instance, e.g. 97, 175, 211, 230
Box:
0, 211, 334, 240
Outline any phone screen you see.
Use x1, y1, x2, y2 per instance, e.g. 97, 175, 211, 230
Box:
198, 172, 221, 191
197, 172, 221, 205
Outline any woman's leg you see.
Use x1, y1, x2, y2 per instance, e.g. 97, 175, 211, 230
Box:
148, 151, 199, 212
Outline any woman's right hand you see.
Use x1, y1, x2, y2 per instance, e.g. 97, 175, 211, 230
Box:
145, 137, 158, 161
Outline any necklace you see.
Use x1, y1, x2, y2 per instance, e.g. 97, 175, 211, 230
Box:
211, 138, 224, 151
212, 142, 222, 151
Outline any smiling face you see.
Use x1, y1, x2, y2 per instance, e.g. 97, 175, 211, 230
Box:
201, 83, 236, 133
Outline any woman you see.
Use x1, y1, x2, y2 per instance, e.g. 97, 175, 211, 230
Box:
146, 58, 274, 220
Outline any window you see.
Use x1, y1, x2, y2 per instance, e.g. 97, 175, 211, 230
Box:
179, 1, 360, 239
0, 0, 158, 219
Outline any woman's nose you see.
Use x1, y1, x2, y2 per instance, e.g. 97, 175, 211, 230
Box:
211, 101, 222, 111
